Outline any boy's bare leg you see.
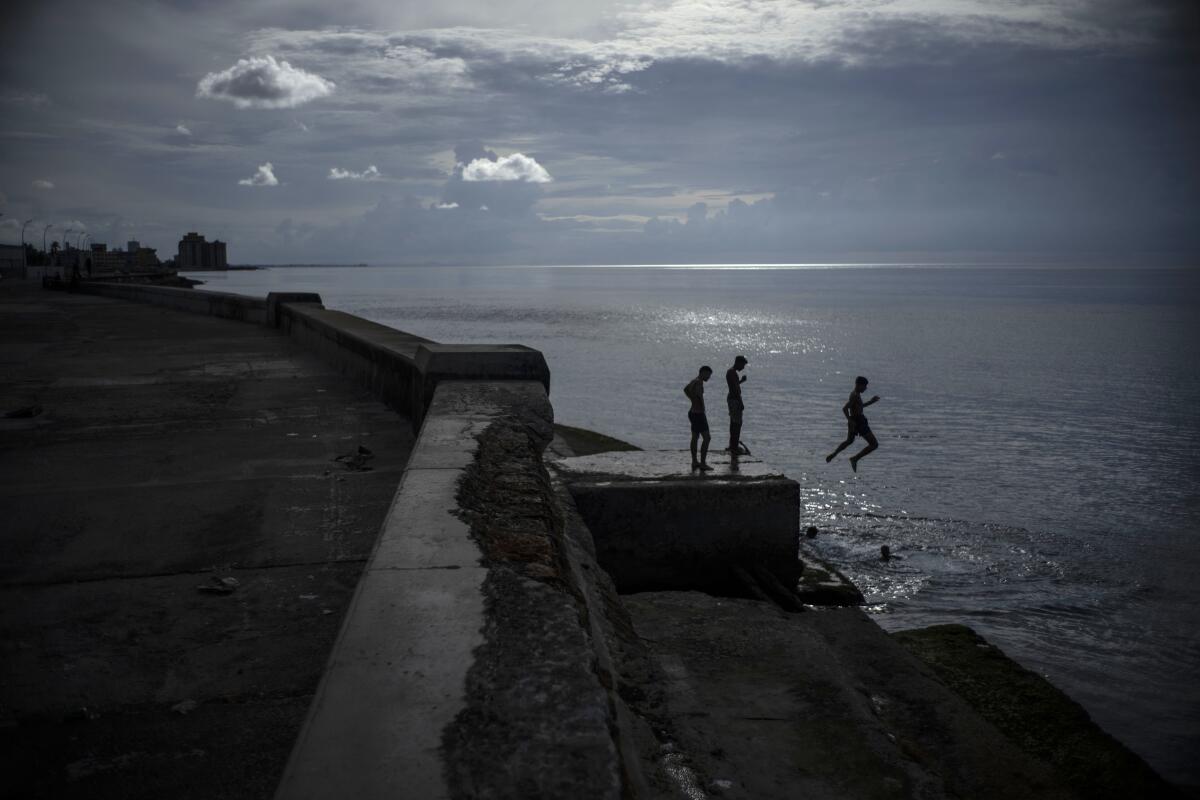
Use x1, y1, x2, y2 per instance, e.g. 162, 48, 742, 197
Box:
699, 432, 713, 470
848, 432, 878, 472
690, 432, 701, 469
826, 435, 854, 462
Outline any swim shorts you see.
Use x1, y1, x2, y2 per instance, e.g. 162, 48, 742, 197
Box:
688, 411, 709, 434
850, 415, 874, 442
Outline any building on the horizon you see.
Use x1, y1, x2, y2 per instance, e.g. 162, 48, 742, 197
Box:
132, 245, 160, 269
88, 243, 128, 273
177, 232, 228, 269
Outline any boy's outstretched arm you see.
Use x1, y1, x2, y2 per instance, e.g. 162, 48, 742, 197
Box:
863, 394, 881, 407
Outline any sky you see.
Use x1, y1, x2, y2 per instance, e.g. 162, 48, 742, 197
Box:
1, 0, 1197, 265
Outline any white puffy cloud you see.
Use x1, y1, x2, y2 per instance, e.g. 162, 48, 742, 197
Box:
175, 124, 192, 136
462, 153, 552, 183
32, 179, 55, 190
435, 201, 459, 209
328, 165, 381, 181
197, 55, 334, 109
239, 162, 279, 186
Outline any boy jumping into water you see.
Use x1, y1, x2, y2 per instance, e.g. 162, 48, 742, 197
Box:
684, 366, 714, 471
826, 376, 880, 472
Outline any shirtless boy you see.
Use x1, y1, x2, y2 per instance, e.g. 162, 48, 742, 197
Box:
684, 366, 714, 471
825, 375, 880, 472
726, 355, 748, 459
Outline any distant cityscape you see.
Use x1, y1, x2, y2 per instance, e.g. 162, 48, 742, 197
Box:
0, 229, 230, 280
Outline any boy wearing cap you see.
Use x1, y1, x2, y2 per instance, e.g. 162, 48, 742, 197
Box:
825, 375, 880, 472
726, 355, 748, 459
684, 366, 714, 471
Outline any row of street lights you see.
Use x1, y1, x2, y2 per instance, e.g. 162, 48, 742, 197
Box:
1, 214, 90, 270
11, 218, 90, 265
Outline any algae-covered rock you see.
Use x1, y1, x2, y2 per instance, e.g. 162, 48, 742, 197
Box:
892, 624, 1181, 800
552, 423, 640, 456
795, 552, 865, 606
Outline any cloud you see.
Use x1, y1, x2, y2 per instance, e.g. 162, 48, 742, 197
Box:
462, 153, 552, 183
328, 165, 381, 180
547, 57, 652, 94
0, 90, 51, 107
32, 179, 55, 190
243, 30, 471, 98
197, 55, 335, 109
604, 0, 1146, 69
175, 124, 192, 136
239, 162, 279, 186
435, 202, 459, 209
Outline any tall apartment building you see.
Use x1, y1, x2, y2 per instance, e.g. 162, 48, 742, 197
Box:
177, 232, 229, 269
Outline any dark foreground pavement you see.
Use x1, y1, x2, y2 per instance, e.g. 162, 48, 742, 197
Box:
0, 281, 414, 799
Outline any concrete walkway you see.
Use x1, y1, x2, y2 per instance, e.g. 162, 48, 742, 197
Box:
0, 282, 414, 799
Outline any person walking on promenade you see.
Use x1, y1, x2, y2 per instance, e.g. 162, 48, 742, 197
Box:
726, 355, 749, 460
825, 375, 880, 472
684, 365, 714, 471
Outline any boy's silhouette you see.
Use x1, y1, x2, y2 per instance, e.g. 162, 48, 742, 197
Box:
726, 355, 748, 459
826, 375, 880, 472
684, 366, 714, 471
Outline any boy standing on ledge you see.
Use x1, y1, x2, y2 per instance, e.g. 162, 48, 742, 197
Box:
826, 375, 881, 472
726, 354, 748, 460
684, 366, 714, 471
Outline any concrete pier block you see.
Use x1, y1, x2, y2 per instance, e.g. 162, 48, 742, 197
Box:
552, 451, 800, 593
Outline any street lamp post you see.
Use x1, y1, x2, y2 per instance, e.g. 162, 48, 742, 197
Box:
20, 218, 34, 269
79, 233, 91, 277
43, 223, 54, 253
61, 230, 76, 281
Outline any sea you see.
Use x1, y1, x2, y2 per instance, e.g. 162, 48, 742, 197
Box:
188, 264, 1200, 785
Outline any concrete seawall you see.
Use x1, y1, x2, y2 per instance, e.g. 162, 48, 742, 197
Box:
62, 280, 619, 798
68, 281, 550, 427
273, 379, 624, 799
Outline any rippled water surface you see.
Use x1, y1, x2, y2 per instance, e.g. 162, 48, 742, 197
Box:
194, 264, 1200, 784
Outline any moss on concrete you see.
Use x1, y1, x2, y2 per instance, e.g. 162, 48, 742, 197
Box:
892, 624, 1180, 800
457, 419, 562, 579
552, 424, 640, 456
446, 413, 622, 799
